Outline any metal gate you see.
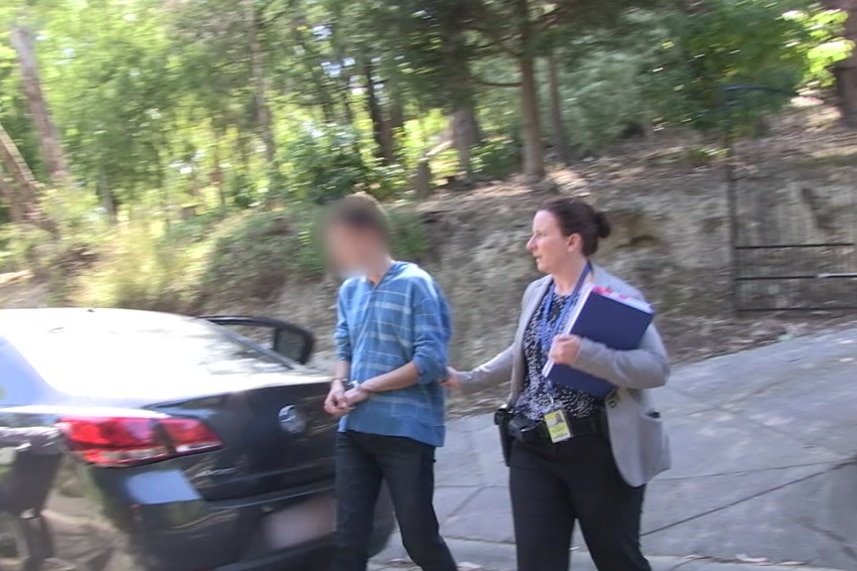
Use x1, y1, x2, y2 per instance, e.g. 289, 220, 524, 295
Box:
724, 85, 857, 312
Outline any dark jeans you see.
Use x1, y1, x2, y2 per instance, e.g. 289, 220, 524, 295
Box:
331, 430, 457, 571
509, 436, 651, 571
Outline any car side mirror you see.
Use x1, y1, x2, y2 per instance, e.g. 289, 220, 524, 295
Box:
273, 325, 314, 365
201, 316, 316, 365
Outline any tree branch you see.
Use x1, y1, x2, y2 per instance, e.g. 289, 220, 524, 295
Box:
260, 0, 298, 28
536, 7, 565, 30
471, 33, 522, 56
474, 76, 522, 88
464, 20, 523, 58
473, 43, 503, 57
259, 9, 290, 28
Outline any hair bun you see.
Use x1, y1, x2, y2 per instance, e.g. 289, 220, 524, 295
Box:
594, 211, 611, 239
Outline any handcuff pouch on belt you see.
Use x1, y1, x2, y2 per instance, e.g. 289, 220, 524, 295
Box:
506, 412, 545, 444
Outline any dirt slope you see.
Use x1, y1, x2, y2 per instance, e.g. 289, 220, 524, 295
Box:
0, 271, 50, 309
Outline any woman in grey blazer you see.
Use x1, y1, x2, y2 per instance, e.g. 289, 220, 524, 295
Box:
445, 197, 670, 571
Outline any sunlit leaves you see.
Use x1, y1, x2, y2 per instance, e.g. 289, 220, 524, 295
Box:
644, 0, 828, 128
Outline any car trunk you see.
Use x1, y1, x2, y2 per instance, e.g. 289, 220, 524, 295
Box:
150, 380, 337, 501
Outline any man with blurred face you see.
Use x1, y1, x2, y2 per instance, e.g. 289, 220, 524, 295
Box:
323, 193, 457, 571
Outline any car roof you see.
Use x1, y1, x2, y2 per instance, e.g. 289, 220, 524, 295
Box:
0, 307, 198, 338
0, 308, 323, 405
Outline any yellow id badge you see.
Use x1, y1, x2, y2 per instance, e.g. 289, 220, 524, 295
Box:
543, 409, 571, 443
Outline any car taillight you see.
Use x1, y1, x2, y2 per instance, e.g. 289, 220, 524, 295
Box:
56, 416, 222, 467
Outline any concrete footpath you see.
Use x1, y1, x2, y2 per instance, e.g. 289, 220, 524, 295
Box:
372, 552, 845, 571
372, 327, 857, 571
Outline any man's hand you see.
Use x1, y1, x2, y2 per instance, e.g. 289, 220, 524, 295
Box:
324, 381, 352, 418
344, 386, 371, 407
440, 366, 463, 389
548, 334, 582, 366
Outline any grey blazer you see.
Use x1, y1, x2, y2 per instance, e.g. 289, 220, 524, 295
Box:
461, 265, 671, 487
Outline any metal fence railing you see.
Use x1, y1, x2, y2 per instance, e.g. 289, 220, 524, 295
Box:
722, 85, 857, 312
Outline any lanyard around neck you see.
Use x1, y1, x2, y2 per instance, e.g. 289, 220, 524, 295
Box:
538, 262, 592, 352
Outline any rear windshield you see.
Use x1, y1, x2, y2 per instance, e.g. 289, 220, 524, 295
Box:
2, 312, 293, 399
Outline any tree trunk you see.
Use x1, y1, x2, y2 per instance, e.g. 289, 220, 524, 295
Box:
238, 133, 252, 174
190, 165, 202, 201
290, 4, 337, 124
833, 66, 857, 127
97, 168, 118, 223
413, 158, 433, 198
340, 78, 356, 126
330, 22, 357, 126
243, 0, 277, 165
547, 53, 572, 165
381, 115, 396, 162
155, 147, 171, 231
0, 121, 39, 202
440, 11, 481, 178
0, 120, 46, 227
516, 0, 545, 180
0, 125, 56, 234
453, 106, 481, 147
519, 55, 545, 179
362, 59, 394, 164
389, 97, 405, 132
9, 24, 71, 187
383, 98, 405, 161
823, 1, 857, 127
211, 134, 227, 209
450, 106, 480, 179
0, 175, 25, 223
839, 6, 857, 128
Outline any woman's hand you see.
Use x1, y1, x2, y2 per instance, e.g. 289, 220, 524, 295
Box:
441, 366, 463, 389
549, 334, 582, 366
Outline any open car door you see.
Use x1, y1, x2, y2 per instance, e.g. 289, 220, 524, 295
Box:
202, 315, 315, 365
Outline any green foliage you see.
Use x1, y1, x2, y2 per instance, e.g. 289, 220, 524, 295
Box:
646, 0, 818, 129
785, 8, 852, 91
1, 0, 853, 310
472, 137, 519, 179
227, 174, 256, 209
201, 212, 307, 302
1, 223, 97, 297
281, 123, 414, 204
0, 226, 38, 274
163, 210, 230, 245
543, 1, 849, 153
202, 206, 430, 302
561, 51, 652, 155
77, 210, 316, 310
388, 210, 430, 262
684, 146, 726, 167
283, 124, 369, 205
76, 220, 203, 312
49, 0, 181, 202
0, 43, 43, 179
366, 162, 410, 201
2, 0, 846, 206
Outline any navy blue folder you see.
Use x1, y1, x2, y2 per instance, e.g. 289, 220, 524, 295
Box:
542, 284, 654, 398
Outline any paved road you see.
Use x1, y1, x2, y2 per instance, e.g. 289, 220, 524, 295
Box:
371, 554, 846, 571
373, 327, 857, 570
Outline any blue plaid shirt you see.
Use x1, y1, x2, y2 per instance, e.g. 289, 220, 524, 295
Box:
335, 261, 452, 447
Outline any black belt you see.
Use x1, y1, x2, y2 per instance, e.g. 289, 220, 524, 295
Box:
506, 411, 605, 444
559, 415, 603, 438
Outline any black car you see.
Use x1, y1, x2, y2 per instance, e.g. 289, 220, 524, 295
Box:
0, 308, 394, 571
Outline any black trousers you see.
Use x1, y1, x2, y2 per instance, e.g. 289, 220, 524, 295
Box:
509, 435, 651, 571
331, 430, 457, 571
